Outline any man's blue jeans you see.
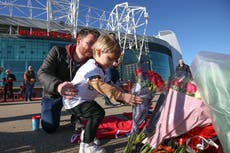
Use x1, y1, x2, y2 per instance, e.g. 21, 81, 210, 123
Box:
41, 97, 63, 133
25, 82, 34, 101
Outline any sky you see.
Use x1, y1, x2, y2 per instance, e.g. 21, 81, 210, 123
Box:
82, 0, 230, 65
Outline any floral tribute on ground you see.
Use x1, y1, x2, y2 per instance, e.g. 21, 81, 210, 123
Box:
138, 75, 221, 153
170, 75, 200, 98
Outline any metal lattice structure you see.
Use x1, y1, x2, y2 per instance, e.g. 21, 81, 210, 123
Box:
106, 2, 149, 56
0, 0, 150, 81
106, 2, 149, 80
0, 1, 148, 48
0, 0, 114, 37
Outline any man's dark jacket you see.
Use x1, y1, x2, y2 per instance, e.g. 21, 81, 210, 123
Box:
38, 44, 87, 99
4, 73, 16, 87
175, 63, 192, 79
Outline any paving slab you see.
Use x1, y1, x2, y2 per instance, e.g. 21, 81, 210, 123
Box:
0, 97, 134, 153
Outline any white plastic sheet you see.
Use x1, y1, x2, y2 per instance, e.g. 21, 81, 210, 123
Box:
190, 51, 230, 153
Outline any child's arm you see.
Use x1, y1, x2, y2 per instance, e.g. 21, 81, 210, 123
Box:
88, 77, 142, 105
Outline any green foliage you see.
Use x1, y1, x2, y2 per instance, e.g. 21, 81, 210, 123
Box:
123, 132, 147, 153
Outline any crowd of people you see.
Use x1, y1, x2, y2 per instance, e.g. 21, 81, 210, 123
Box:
1, 65, 36, 102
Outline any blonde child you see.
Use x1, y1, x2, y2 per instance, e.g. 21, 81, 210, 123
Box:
63, 34, 142, 153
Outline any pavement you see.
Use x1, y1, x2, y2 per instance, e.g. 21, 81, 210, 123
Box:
0, 96, 157, 153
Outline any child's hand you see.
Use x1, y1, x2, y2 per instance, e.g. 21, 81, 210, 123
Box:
122, 93, 142, 106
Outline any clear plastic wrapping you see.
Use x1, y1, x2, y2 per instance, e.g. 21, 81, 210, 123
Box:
190, 51, 230, 153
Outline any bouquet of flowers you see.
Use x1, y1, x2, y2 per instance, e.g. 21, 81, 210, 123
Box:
133, 68, 165, 94
170, 74, 201, 98
138, 75, 220, 153
124, 68, 165, 153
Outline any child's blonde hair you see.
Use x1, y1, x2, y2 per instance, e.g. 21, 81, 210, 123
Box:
92, 33, 121, 59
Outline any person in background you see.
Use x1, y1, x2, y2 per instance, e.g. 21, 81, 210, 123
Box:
175, 59, 192, 79
110, 61, 121, 87
3, 69, 16, 101
38, 28, 100, 134
63, 34, 142, 153
24, 65, 36, 102
103, 61, 121, 106
0, 67, 4, 74
103, 68, 115, 106
20, 82, 26, 99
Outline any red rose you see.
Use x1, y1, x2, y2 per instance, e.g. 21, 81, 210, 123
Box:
135, 68, 143, 76
186, 81, 197, 94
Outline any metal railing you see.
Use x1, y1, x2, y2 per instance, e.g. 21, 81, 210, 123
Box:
0, 80, 42, 102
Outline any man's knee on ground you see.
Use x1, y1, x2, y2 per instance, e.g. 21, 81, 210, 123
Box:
41, 120, 59, 133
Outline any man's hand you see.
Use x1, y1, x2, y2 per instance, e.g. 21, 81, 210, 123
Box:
57, 82, 78, 99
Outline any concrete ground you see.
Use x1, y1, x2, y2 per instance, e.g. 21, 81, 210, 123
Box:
0, 96, 151, 153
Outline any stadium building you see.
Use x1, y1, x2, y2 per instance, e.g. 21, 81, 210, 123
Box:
0, 1, 182, 87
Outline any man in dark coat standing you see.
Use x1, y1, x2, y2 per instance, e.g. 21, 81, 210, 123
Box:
3, 69, 16, 101
175, 59, 192, 79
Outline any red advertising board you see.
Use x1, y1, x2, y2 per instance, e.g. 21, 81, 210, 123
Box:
18, 29, 73, 40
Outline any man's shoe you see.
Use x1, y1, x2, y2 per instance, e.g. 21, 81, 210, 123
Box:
79, 142, 106, 153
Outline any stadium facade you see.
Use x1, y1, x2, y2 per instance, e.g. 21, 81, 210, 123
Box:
0, 1, 182, 86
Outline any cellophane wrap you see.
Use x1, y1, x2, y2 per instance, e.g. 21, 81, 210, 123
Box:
190, 51, 230, 153
142, 89, 212, 148
130, 68, 164, 134
131, 83, 154, 134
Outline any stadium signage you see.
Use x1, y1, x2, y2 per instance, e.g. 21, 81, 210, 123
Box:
18, 29, 72, 39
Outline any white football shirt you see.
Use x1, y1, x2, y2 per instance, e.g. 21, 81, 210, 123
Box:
63, 59, 105, 109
